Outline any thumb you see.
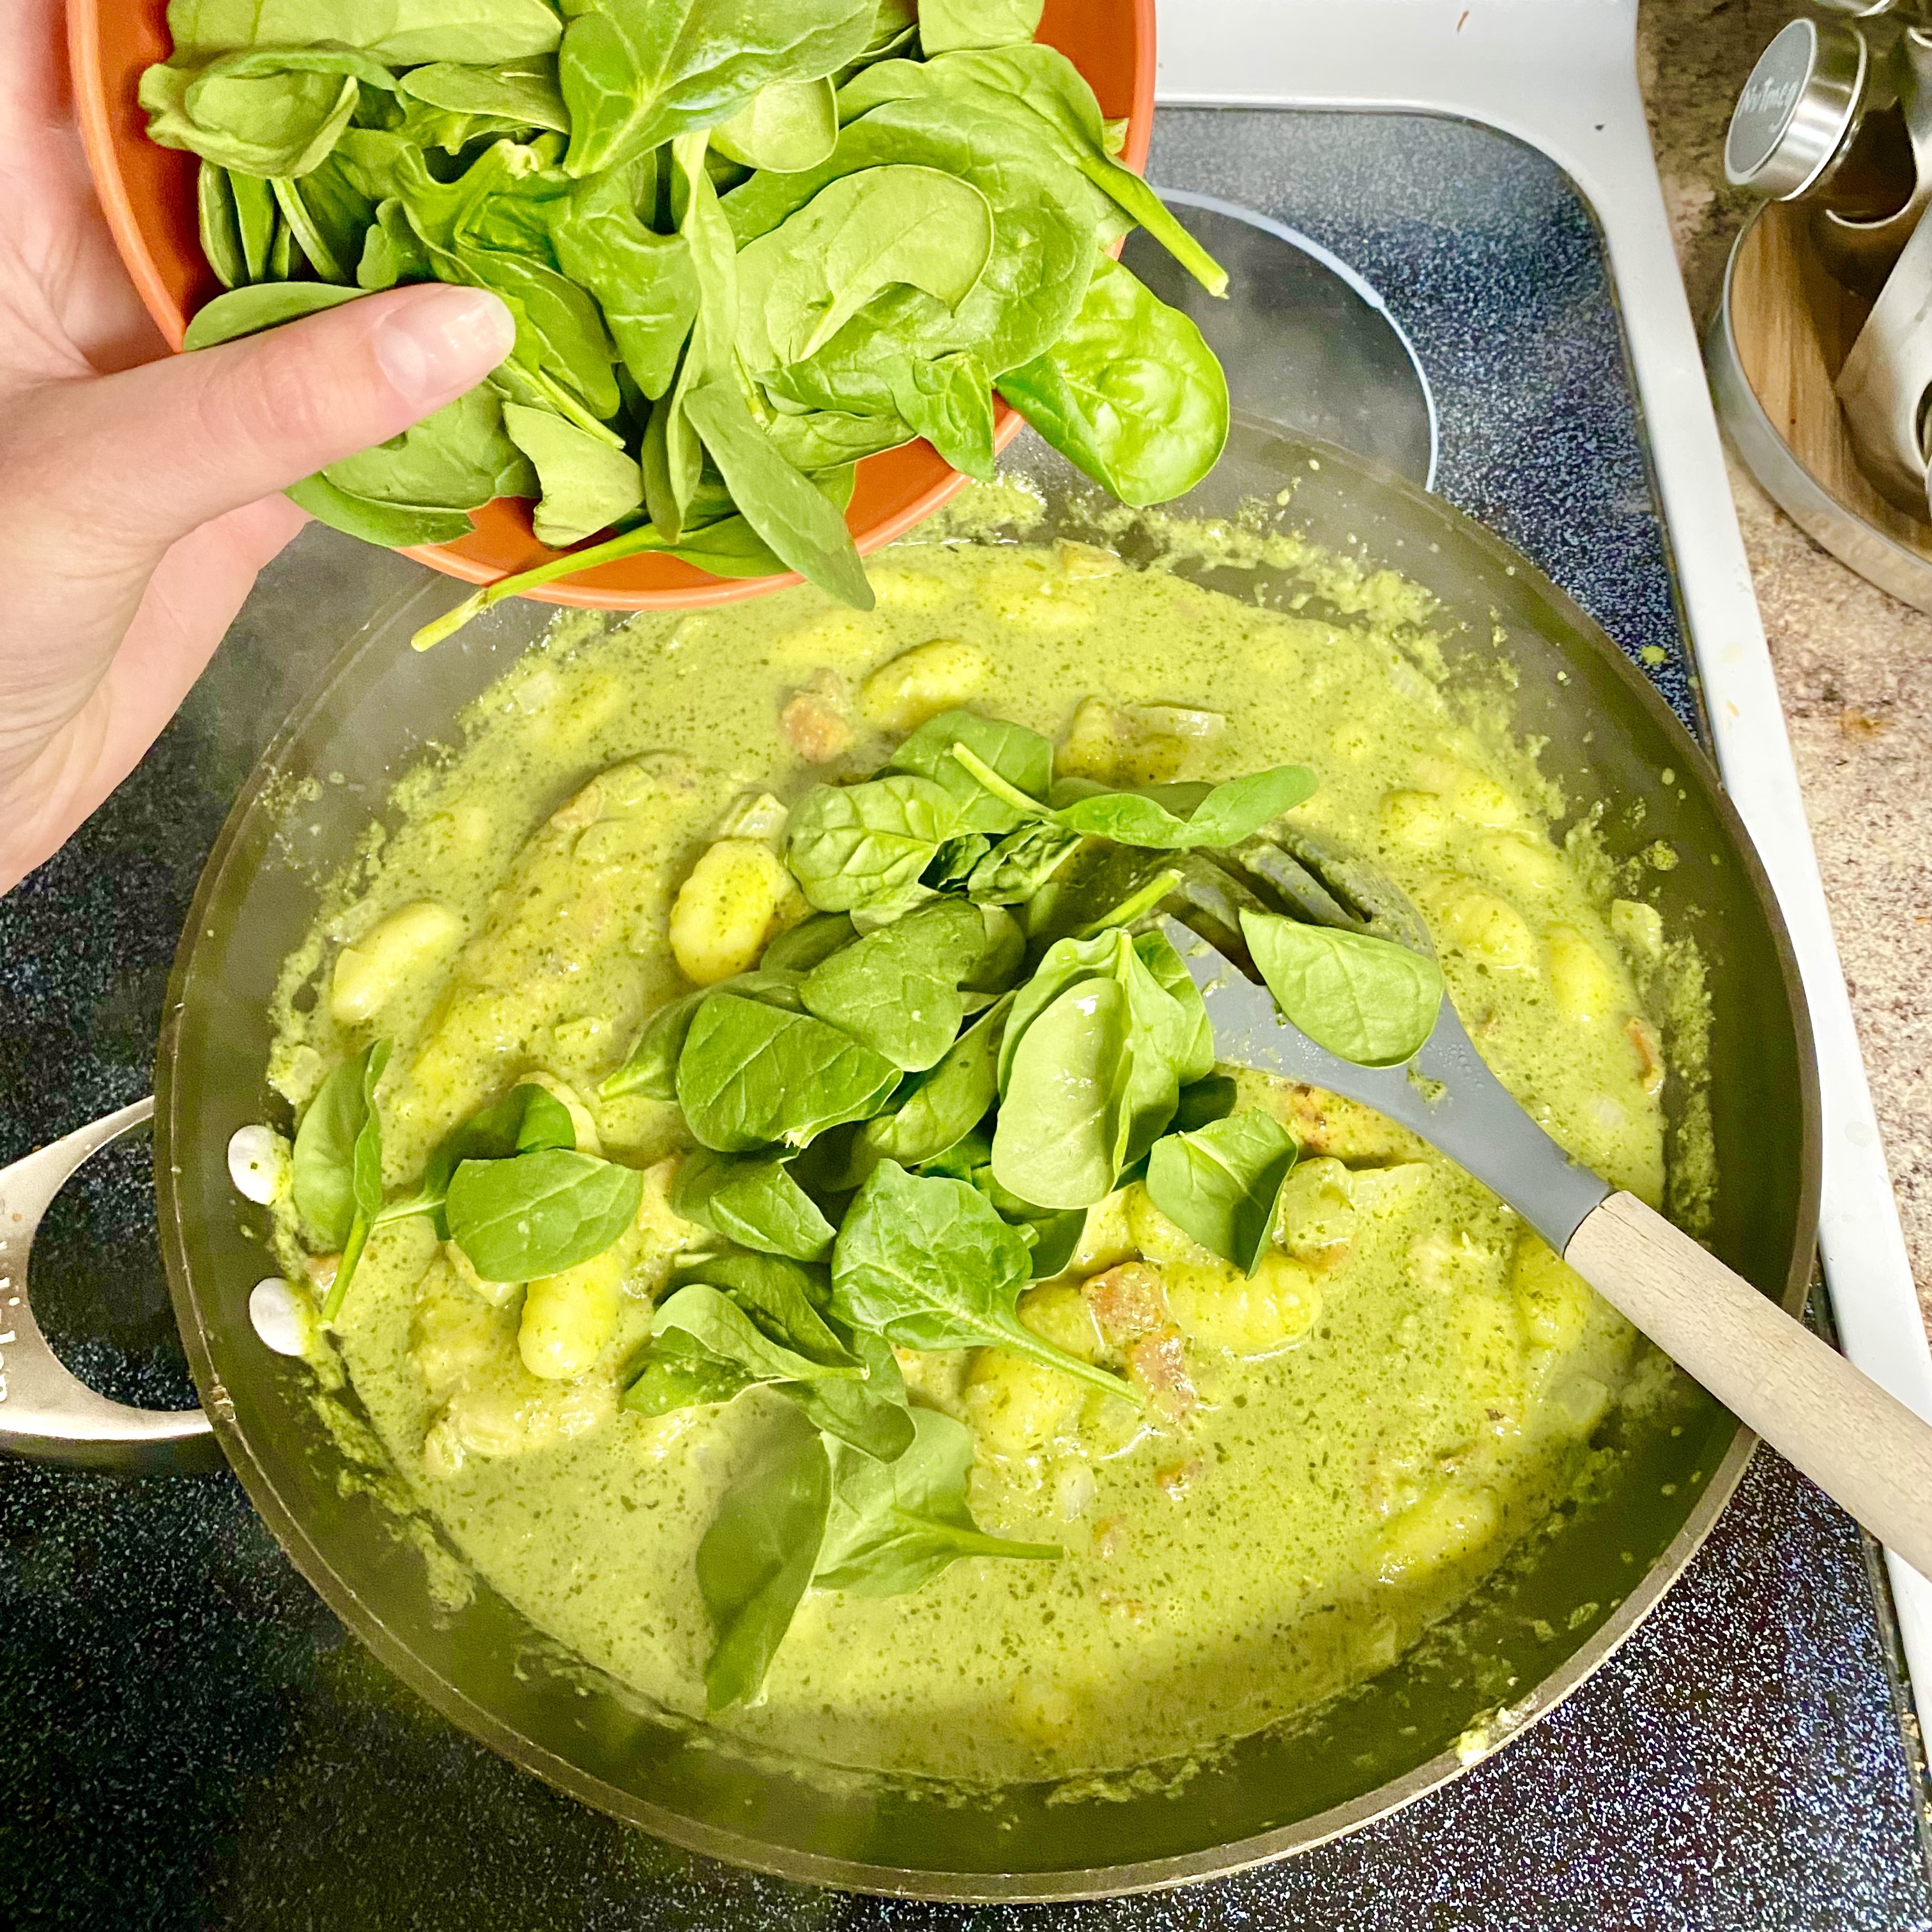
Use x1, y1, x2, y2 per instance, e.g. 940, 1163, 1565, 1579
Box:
15, 282, 515, 554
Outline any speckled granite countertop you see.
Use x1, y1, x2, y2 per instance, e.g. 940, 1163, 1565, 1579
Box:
1642, 0, 1932, 1318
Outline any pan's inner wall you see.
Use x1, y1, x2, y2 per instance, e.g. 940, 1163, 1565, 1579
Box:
160, 418, 1810, 1888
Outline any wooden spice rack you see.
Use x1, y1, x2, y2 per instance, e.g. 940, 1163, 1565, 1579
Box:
1708, 201, 1932, 611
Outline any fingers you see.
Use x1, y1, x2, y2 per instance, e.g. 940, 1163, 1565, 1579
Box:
6, 282, 514, 560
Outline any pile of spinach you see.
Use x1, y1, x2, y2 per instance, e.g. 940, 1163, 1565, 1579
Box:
585, 705, 1447, 1705
143, 0, 1231, 630
287, 707, 1447, 1706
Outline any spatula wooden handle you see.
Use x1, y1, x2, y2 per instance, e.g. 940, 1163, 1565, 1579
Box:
1565, 1192, 1932, 1578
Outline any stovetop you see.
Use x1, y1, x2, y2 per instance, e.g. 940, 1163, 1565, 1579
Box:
3, 106, 1928, 1932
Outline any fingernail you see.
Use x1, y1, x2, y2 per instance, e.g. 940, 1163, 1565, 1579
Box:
372, 286, 516, 406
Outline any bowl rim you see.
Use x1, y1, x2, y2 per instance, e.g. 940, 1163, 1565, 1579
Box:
65, 0, 1159, 611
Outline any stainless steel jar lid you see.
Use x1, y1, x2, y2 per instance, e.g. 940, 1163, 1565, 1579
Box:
1726, 18, 1869, 197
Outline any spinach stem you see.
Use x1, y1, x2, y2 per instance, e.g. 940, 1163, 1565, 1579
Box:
1073, 868, 1183, 940
321, 1210, 371, 1324
948, 743, 1053, 820
1004, 1319, 1143, 1407
411, 523, 678, 650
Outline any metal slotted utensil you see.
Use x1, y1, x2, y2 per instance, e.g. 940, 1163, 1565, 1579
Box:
1158, 849, 1932, 1581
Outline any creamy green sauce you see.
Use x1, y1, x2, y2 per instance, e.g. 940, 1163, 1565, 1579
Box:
268, 538, 1682, 1786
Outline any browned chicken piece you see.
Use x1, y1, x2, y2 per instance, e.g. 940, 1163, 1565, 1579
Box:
1090, 1515, 1129, 1560
1625, 1014, 1665, 1098
1257, 1080, 1430, 1163
1080, 1262, 1169, 1345
781, 671, 855, 763
1128, 1330, 1198, 1424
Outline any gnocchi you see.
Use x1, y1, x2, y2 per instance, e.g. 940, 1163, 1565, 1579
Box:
668, 839, 801, 986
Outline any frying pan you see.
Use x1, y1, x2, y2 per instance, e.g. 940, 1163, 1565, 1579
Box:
0, 420, 1820, 1899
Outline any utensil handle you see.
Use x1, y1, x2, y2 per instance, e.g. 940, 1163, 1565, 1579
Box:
1566, 1192, 1932, 1576
0, 1098, 217, 1473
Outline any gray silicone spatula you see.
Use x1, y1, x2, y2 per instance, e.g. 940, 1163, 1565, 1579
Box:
1158, 912, 1932, 1579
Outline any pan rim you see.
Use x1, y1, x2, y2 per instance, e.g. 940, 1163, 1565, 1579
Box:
153, 427, 1822, 1901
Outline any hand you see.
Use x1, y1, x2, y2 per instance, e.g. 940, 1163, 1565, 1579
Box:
0, 4, 515, 893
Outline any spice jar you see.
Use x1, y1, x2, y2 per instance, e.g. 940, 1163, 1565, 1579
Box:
1725, 13, 1932, 297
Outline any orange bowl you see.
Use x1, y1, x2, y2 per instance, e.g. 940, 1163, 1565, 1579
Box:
68, 0, 1158, 610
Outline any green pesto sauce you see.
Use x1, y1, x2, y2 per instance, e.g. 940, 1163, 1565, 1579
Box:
269, 539, 1681, 1787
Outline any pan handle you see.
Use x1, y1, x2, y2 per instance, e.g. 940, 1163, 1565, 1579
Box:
0, 1098, 218, 1473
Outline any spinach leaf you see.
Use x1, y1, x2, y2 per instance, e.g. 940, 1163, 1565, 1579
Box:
1240, 909, 1446, 1068
761, 912, 855, 974
923, 833, 990, 893
1114, 926, 1199, 1165
602, 970, 804, 1104
998, 254, 1229, 507
723, 95, 1096, 378
711, 77, 840, 171
445, 1147, 645, 1279
355, 196, 430, 289
829, 1161, 1128, 1400
913, 46, 1228, 297
762, 406, 915, 472
786, 1321, 916, 1461
502, 402, 644, 547
622, 1323, 758, 1417
888, 710, 1050, 834
680, 1249, 849, 1360
270, 157, 372, 283
231, 168, 278, 280
601, 988, 705, 1101
784, 774, 959, 914
1018, 1205, 1085, 1279
653, 1283, 861, 1384
697, 1406, 831, 1709
917, 0, 1044, 55
560, 0, 875, 178
1146, 1108, 1298, 1276
1050, 762, 1319, 850
381, 1081, 578, 1231
397, 57, 570, 132
675, 995, 901, 1151
324, 382, 537, 512
182, 279, 368, 348
815, 1406, 1057, 1595
991, 968, 1129, 1209
966, 904, 1025, 992
673, 1252, 913, 1457
682, 378, 873, 609
643, 132, 737, 538
799, 895, 984, 1071
839, 993, 1006, 1185
965, 820, 1082, 903
197, 162, 246, 288
549, 167, 699, 402
993, 928, 1114, 1089
1172, 1071, 1238, 1133
166, 0, 564, 65
671, 1151, 837, 1262
293, 1039, 389, 1253
284, 473, 475, 546
991, 926, 1204, 1206
142, 52, 379, 179
892, 349, 996, 478
1133, 928, 1216, 1085
295, 1039, 389, 1321
735, 166, 993, 372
